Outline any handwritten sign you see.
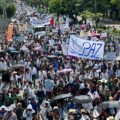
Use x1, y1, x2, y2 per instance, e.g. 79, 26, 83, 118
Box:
68, 36, 105, 60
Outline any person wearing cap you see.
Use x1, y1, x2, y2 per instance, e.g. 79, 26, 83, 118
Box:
44, 74, 54, 98
10, 71, 17, 87
51, 106, 60, 120
106, 116, 115, 120
2, 106, 17, 120
40, 101, 52, 120
68, 109, 77, 120
23, 104, 35, 120
66, 98, 78, 111
0, 106, 6, 119
79, 109, 90, 120
15, 103, 24, 120
30, 65, 37, 87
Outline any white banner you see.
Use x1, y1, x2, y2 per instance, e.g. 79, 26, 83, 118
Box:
30, 17, 40, 26
30, 15, 52, 26
104, 52, 116, 61
68, 36, 105, 60
60, 23, 69, 31
61, 44, 68, 55
56, 22, 69, 32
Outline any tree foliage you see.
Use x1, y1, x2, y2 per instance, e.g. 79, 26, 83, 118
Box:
6, 4, 16, 18
0, 3, 16, 18
25, 0, 120, 20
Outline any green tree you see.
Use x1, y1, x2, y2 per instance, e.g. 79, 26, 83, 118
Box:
0, 6, 3, 15
49, 0, 83, 23
6, 4, 16, 18
110, 0, 120, 20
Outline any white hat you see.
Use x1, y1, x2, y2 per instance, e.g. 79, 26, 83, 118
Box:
0, 106, 6, 111
27, 104, 35, 114
106, 116, 114, 120
45, 101, 50, 104
27, 104, 33, 110
6, 106, 12, 111
12, 71, 17, 74
17, 103, 22, 106
81, 109, 86, 113
53, 106, 58, 110
69, 109, 76, 113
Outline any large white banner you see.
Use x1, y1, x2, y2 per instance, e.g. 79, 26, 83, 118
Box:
68, 36, 105, 60
30, 15, 52, 26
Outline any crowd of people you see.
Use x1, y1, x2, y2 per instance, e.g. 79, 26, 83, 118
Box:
0, 0, 120, 120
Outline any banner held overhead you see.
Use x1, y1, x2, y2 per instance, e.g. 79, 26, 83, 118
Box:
68, 36, 105, 60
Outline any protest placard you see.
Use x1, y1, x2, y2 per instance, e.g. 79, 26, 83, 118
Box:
68, 36, 105, 60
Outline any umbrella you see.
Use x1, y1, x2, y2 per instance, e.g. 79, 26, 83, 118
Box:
26, 40, 34, 46
58, 68, 73, 74
13, 36, 24, 42
33, 46, 43, 51
8, 47, 16, 51
69, 32, 76, 35
74, 95, 92, 103
99, 101, 120, 109
116, 56, 120, 61
20, 46, 30, 52
47, 55, 57, 58
98, 78, 108, 83
12, 64, 25, 69
53, 93, 72, 101
10, 51, 19, 54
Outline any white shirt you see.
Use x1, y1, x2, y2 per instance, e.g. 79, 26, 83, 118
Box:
100, 72, 108, 80
101, 32, 107, 38
39, 71, 45, 81
90, 71, 99, 78
116, 69, 120, 77
24, 72, 32, 82
0, 61, 3, 69
30, 67, 37, 75
10, 75, 17, 81
49, 70, 55, 79
23, 110, 35, 120
88, 91, 100, 100
24, 61, 31, 68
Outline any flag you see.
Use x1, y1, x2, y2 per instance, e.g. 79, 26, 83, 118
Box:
50, 18, 55, 26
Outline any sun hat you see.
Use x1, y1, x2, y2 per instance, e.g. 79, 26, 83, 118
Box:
27, 104, 33, 110
69, 109, 76, 113
26, 104, 35, 113
81, 109, 86, 113
106, 116, 114, 120
6, 106, 12, 111
0, 106, 6, 111
53, 106, 58, 110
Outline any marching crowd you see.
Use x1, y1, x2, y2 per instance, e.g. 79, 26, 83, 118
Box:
0, 0, 120, 120
0, 24, 120, 120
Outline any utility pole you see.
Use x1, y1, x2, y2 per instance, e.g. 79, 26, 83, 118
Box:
0, 0, 8, 33
95, 0, 97, 16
